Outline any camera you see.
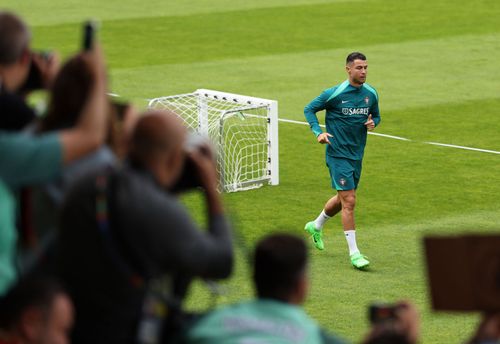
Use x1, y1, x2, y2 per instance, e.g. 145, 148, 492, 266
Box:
82, 21, 96, 51
16, 51, 52, 95
170, 131, 212, 193
368, 303, 399, 324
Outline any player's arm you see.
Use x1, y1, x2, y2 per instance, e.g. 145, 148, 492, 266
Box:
365, 96, 381, 131
370, 99, 381, 127
304, 89, 330, 138
370, 90, 381, 128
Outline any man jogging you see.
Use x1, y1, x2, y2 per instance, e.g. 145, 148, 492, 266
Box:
303, 52, 381, 270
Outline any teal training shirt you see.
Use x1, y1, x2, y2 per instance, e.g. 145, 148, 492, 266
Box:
188, 299, 347, 344
304, 80, 381, 160
0, 132, 62, 295
0, 179, 17, 295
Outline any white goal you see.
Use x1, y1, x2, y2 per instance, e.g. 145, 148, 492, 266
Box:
148, 89, 279, 192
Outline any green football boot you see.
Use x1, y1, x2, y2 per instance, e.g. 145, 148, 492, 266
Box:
304, 221, 324, 250
350, 252, 370, 269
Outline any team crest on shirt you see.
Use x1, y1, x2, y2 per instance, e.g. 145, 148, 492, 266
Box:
339, 178, 346, 186
364, 96, 369, 105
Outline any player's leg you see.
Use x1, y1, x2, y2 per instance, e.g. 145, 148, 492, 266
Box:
312, 194, 341, 229
304, 194, 342, 250
304, 157, 342, 250
325, 194, 342, 217
338, 189, 356, 233
338, 159, 369, 269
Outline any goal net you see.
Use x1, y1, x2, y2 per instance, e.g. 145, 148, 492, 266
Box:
148, 89, 279, 192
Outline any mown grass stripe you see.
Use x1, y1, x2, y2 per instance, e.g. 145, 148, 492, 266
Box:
30, 0, 500, 68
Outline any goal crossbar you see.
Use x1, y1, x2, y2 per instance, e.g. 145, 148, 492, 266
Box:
148, 89, 279, 192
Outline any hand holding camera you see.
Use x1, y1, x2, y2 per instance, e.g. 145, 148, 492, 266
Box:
31, 51, 60, 89
169, 132, 219, 195
16, 51, 59, 95
185, 133, 218, 193
80, 22, 106, 88
367, 301, 420, 344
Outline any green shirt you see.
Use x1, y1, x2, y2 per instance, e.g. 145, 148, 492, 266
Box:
0, 132, 62, 295
0, 179, 17, 295
188, 299, 347, 344
304, 80, 381, 160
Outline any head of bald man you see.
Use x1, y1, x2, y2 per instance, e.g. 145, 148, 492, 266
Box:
128, 110, 187, 189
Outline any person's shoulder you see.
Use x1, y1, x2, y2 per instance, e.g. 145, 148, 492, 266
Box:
362, 82, 379, 100
114, 165, 182, 212
324, 80, 350, 102
325, 80, 347, 93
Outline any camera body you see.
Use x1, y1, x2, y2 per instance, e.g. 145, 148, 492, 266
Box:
83, 21, 95, 51
16, 51, 51, 95
369, 303, 399, 324
170, 132, 212, 193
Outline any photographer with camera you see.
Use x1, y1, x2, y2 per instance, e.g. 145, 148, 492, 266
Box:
0, 12, 108, 296
25, 53, 138, 274
0, 11, 59, 130
56, 109, 233, 344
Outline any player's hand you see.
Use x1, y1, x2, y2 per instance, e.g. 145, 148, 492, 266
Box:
365, 114, 375, 131
317, 132, 333, 144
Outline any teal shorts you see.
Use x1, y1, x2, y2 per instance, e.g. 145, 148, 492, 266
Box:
326, 156, 362, 191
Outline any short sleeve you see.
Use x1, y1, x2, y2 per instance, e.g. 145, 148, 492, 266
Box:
0, 132, 63, 189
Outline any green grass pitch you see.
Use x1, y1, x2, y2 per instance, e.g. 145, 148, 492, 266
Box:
3, 0, 500, 342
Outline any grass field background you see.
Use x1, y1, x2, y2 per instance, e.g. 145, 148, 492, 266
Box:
3, 0, 500, 342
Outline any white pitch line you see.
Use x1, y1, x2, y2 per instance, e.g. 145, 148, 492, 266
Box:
278, 117, 411, 141
113, 94, 500, 155
278, 118, 309, 126
425, 142, 500, 155
367, 132, 411, 141
278, 117, 499, 154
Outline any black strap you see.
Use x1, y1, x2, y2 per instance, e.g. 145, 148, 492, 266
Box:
95, 173, 144, 288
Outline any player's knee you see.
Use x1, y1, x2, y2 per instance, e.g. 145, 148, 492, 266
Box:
342, 195, 356, 211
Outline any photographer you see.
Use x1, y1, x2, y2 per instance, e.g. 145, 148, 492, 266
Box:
0, 11, 59, 130
56, 110, 233, 344
27, 54, 137, 270
0, 12, 108, 296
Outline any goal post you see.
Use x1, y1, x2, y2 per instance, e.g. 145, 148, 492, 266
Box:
148, 89, 279, 192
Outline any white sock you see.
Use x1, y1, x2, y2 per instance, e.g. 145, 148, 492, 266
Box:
313, 210, 331, 230
344, 230, 359, 255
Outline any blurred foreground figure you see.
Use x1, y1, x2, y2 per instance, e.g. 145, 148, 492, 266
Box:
188, 233, 347, 344
361, 301, 419, 344
0, 11, 108, 295
57, 110, 233, 344
0, 277, 74, 344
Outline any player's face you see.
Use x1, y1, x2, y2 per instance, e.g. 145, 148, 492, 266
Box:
346, 59, 368, 86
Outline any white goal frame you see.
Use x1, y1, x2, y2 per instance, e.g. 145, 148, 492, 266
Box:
148, 89, 279, 192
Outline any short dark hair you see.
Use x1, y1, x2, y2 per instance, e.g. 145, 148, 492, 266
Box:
0, 12, 30, 65
346, 52, 366, 65
253, 233, 307, 302
0, 277, 65, 330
